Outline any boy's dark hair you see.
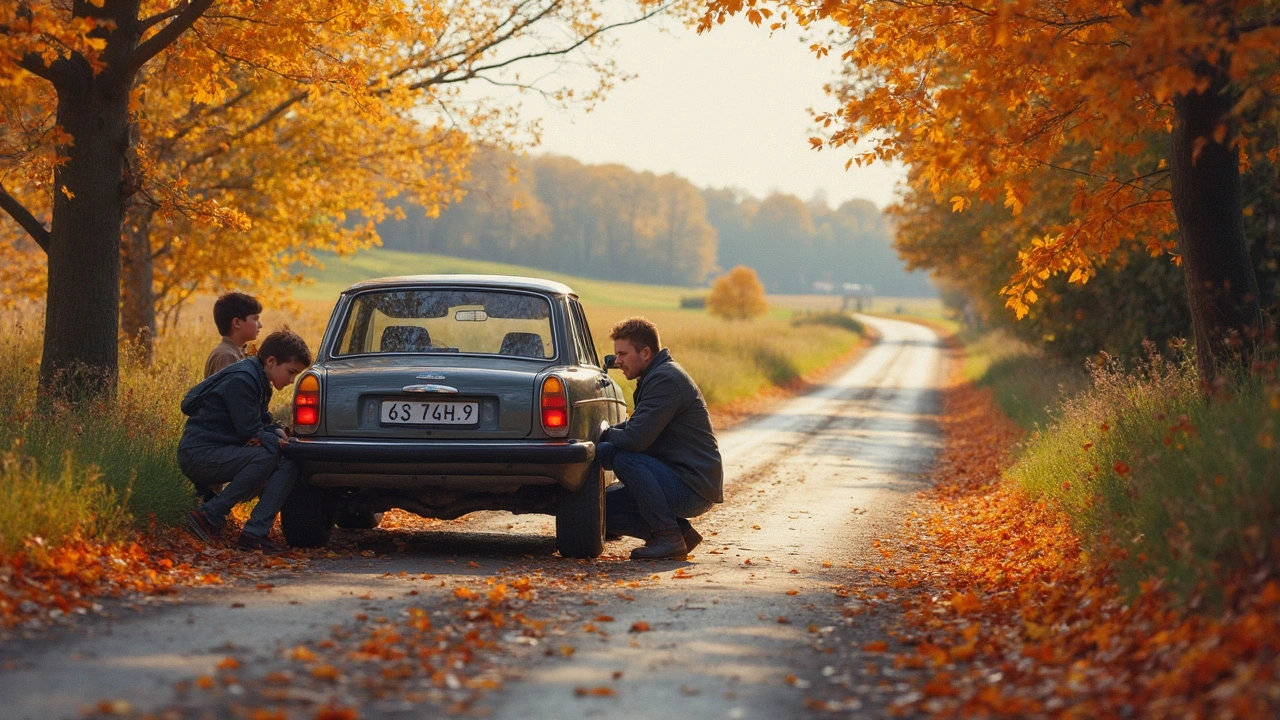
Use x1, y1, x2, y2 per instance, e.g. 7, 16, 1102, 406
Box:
609, 317, 660, 355
213, 291, 263, 336
257, 329, 312, 366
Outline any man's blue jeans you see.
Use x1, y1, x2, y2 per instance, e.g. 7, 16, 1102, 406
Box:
178, 444, 298, 538
598, 441, 712, 540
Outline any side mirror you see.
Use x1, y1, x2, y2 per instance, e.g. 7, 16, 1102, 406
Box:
603, 354, 616, 371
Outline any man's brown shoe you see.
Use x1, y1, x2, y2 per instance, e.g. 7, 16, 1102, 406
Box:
186, 510, 221, 544
630, 528, 688, 560
683, 526, 703, 553
235, 532, 286, 555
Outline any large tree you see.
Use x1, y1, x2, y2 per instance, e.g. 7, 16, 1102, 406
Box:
1, 0, 669, 400
702, 0, 1280, 380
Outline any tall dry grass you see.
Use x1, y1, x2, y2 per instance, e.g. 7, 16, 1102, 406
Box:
583, 307, 864, 406
997, 341, 1280, 601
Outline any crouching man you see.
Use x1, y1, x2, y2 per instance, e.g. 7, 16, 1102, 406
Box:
178, 329, 311, 553
601, 318, 723, 560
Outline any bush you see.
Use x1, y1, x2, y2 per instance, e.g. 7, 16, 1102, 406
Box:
1007, 346, 1280, 601
707, 266, 768, 320
791, 311, 865, 335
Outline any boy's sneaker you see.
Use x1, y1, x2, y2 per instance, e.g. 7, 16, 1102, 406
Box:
186, 509, 220, 544
235, 532, 286, 555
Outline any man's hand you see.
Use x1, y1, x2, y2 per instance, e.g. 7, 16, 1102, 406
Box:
274, 428, 289, 441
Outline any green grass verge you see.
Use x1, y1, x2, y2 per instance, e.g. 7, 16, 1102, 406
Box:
963, 329, 1280, 602
296, 248, 695, 310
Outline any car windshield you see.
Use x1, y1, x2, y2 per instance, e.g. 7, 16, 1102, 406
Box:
334, 289, 555, 359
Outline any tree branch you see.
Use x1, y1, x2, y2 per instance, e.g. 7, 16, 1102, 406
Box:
129, 0, 217, 74
0, 182, 50, 252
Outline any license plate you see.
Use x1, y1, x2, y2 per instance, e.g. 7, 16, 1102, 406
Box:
381, 400, 479, 425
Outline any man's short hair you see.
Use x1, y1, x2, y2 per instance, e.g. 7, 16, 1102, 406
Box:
609, 317, 660, 355
257, 329, 311, 366
213, 292, 263, 336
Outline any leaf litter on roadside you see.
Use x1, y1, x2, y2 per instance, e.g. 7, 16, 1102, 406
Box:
806, 364, 1280, 717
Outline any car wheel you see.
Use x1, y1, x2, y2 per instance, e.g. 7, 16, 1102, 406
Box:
555, 459, 605, 559
280, 480, 335, 548
335, 508, 384, 530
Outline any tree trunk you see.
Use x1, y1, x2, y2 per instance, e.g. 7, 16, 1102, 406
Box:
1169, 66, 1264, 384
120, 205, 157, 364
38, 3, 142, 405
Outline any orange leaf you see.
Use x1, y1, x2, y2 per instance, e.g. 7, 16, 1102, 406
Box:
574, 686, 617, 697
629, 621, 651, 633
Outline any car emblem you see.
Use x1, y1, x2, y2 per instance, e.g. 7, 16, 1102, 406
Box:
416, 373, 446, 380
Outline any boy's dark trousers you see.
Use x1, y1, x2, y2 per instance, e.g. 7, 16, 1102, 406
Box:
178, 444, 297, 538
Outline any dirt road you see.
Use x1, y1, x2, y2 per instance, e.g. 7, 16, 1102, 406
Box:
0, 315, 944, 719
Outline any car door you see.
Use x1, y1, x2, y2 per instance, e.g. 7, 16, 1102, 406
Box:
567, 299, 625, 425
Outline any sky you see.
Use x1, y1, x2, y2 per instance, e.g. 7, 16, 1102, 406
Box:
520, 17, 907, 211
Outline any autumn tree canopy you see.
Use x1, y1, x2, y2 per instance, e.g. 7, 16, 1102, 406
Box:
703, 0, 1280, 379
1, 0, 670, 399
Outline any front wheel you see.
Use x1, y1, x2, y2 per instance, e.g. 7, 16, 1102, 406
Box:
555, 461, 605, 559
280, 480, 335, 548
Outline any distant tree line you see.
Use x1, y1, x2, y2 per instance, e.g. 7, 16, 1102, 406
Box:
377, 149, 934, 295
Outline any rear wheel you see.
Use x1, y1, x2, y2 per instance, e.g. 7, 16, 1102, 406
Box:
335, 508, 384, 530
280, 480, 335, 548
555, 461, 605, 558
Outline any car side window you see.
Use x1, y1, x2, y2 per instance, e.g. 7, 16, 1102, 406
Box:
569, 300, 600, 368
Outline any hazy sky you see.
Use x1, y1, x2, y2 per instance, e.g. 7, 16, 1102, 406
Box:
522, 18, 907, 210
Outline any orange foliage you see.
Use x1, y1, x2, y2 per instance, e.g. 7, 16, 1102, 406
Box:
850, 361, 1280, 716
0, 531, 300, 630
701, 0, 1280, 318
707, 265, 769, 320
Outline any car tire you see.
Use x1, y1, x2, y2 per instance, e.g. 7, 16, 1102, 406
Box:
555, 460, 605, 559
335, 508, 384, 530
280, 480, 335, 548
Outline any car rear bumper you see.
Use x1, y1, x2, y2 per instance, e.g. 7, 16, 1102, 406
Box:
283, 438, 595, 464
282, 438, 597, 492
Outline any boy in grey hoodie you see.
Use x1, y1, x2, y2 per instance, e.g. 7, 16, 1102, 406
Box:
179, 329, 311, 553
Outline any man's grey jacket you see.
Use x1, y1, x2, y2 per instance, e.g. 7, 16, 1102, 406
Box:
601, 349, 723, 503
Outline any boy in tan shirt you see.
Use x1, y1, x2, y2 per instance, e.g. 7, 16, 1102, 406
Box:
205, 292, 263, 378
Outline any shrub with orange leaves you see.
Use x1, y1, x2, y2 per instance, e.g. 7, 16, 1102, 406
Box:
706, 266, 768, 321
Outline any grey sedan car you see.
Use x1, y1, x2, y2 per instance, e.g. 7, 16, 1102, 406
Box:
281, 275, 627, 557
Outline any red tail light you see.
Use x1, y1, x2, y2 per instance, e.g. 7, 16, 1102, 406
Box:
294, 373, 321, 434
540, 375, 569, 437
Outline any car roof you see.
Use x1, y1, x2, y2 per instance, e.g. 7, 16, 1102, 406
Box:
341, 274, 576, 297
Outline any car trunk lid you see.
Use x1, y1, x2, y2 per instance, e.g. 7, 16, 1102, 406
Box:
319, 358, 540, 439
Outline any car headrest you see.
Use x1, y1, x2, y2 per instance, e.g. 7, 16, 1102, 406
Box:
498, 332, 546, 358
380, 325, 432, 353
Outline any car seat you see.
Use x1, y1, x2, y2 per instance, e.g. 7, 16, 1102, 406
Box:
498, 331, 546, 358
380, 326, 432, 352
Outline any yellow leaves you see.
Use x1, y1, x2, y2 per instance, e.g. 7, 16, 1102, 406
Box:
288, 645, 318, 662
574, 686, 616, 697
949, 591, 982, 615
950, 195, 969, 213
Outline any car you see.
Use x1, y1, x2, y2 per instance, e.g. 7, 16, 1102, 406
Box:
280, 274, 628, 558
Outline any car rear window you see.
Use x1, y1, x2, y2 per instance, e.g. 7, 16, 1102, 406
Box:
334, 289, 555, 359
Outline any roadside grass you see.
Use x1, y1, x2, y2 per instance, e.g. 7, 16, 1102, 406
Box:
962, 327, 1280, 601
583, 307, 864, 407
